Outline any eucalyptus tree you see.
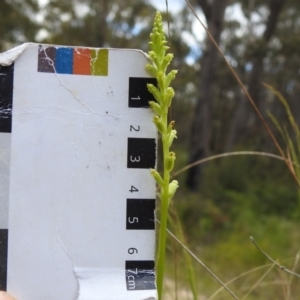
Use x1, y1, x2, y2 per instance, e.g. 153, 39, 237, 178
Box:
186, 0, 232, 190
225, 0, 286, 152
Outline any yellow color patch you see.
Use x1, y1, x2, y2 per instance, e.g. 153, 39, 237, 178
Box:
90, 49, 108, 76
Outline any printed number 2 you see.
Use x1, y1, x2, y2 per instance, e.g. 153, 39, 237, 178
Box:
130, 125, 140, 132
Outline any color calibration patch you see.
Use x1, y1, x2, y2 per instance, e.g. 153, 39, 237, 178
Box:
38, 46, 108, 76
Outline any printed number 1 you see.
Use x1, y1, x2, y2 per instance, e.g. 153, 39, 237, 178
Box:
131, 96, 140, 101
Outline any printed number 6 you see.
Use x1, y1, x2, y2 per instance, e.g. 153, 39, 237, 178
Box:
128, 248, 138, 254
130, 156, 140, 163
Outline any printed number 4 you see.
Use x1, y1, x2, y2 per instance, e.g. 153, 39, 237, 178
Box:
129, 186, 138, 193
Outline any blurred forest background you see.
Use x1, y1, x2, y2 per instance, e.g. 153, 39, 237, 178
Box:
2, 0, 300, 298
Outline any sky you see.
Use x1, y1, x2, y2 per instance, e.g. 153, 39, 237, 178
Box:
151, 0, 185, 13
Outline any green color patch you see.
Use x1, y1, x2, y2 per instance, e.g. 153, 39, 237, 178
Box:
90, 49, 108, 76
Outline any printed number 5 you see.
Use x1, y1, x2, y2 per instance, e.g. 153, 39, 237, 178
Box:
128, 217, 138, 223
130, 156, 140, 163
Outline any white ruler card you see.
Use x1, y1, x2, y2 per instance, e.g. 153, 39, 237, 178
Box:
0, 43, 157, 300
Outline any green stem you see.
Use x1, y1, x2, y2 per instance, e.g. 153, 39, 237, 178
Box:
157, 112, 170, 300
157, 190, 169, 299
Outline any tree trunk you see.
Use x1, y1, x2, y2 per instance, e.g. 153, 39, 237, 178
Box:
95, 0, 108, 47
186, 0, 228, 190
225, 0, 286, 152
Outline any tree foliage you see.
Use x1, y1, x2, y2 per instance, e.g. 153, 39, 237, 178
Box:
41, 0, 157, 49
0, 0, 38, 51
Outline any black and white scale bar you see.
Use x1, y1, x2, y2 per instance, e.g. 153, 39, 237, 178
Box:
126, 199, 155, 230
0, 64, 14, 133
0, 63, 13, 291
0, 230, 8, 291
125, 260, 155, 290
128, 77, 157, 108
127, 138, 156, 169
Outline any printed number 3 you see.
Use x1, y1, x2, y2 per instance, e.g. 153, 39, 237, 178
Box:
130, 155, 140, 162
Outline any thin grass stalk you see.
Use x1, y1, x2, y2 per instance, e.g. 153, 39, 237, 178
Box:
161, 223, 239, 300
240, 264, 275, 300
169, 207, 198, 300
286, 252, 300, 300
172, 151, 291, 178
250, 237, 300, 278
266, 85, 300, 212
208, 263, 276, 300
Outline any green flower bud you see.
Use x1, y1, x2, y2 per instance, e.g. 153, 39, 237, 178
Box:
149, 101, 162, 115
149, 51, 157, 60
153, 116, 165, 133
165, 70, 177, 87
168, 180, 179, 202
154, 12, 163, 27
147, 84, 161, 103
160, 53, 173, 72
150, 168, 164, 186
165, 151, 176, 172
145, 64, 157, 77
167, 121, 175, 133
168, 130, 177, 147
157, 71, 165, 91
165, 87, 175, 107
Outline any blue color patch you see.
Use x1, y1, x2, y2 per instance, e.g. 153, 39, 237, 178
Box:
55, 48, 73, 74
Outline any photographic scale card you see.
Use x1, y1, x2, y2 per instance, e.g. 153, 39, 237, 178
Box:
0, 43, 157, 300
